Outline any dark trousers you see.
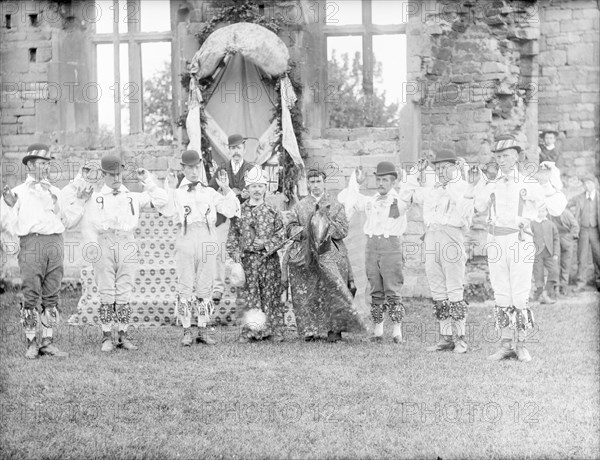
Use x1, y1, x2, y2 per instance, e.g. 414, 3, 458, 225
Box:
18, 234, 64, 311
533, 247, 558, 292
577, 227, 600, 284
558, 234, 575, 288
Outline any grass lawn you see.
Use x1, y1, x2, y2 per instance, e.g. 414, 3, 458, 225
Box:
0, 288, 598, 460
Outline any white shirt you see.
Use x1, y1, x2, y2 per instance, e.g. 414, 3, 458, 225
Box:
84, 180, 168, 236
474, 168, 546, 230
339, 183, 409, 237
1, 175, 85, 236
412, 177, 474, 229
159, 177, 240, 234
231, 160, 242, 176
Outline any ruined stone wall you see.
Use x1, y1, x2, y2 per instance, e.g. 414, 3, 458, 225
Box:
538, 0, 600, 177
1, 1, 96, 151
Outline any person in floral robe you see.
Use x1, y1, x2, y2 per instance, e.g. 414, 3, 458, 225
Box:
226, 167, 286, 342
285, 168, 365, 342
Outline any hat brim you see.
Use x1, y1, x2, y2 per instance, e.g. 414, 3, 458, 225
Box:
374, 172, 398, 178
541, 130, 559, 136
430, 158, 458, 164
101, 165, 125, 173
22, 154, 54, 165
228, 139, 247, 147
494, 146, 522, 153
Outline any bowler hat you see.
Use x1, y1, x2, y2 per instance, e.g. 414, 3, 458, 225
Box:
100, 154, 125, 174
493, 134, 522, 153
430, 150, 458, 164
374, 161, 398, 178
22, 143, 55, 165
180, 150, 201, 166
228, 134, 247, 147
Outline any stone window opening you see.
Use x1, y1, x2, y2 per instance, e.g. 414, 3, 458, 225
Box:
92, 0, 173, 143
29, 48, 36, 62
29, 14, 39, 27
5, 14, 11, 29
320, 0, 408, 130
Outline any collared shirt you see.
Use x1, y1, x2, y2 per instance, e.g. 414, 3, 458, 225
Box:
473, 167, 546, 230
1, 175, 85, 236
85, 180, 168, 235
231, 160, 242, 176
352, 188, 409, 237
159, 176, 240, 233
414, 179, 474, 229
587, 192, 596, 201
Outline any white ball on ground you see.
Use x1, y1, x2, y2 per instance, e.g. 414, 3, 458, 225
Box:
243, 309, 267, 332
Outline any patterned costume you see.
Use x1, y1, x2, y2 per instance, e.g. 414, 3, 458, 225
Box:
286, 193, 364, 340
409, 153, 474, 354
227, 200, 286, 340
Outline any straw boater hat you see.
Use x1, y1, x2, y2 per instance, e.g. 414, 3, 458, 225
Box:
22, 143, 54, 165
493, 134, 523, 153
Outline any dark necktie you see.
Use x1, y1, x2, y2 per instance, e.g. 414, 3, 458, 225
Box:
187, 181, 201, 192
112, 190, 121, 196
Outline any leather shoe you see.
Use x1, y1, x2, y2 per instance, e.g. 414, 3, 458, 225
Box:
426, 335, 454, 352
39, 340, 68, 358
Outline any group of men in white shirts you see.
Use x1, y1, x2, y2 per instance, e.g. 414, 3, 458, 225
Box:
1, 131, 568, 362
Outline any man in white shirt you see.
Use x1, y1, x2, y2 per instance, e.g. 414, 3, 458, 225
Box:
338, 161, 412, 343
1, 144, 92, 359
473, 134, 548, 362
161, 150, 240, 346
410, 150, 475, 354
79, 154, 168, 352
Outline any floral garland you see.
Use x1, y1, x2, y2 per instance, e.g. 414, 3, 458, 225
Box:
178, 0, 305, 202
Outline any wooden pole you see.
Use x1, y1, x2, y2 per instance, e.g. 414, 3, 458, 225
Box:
113, 0, 122, 160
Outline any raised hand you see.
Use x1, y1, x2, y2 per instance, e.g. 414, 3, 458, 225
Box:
77, 185, 94, 202
216, 170, 230, 193
166, 169, 178, 189
355, 166, 366, 185
2, 185, 17, 207
136, 168, 150, 183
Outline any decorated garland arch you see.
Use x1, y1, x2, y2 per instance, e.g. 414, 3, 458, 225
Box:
182, 1, 306, 205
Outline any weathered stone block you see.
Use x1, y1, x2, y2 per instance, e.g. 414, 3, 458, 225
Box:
560, 19, 594, 33
539, 49, 567, 66
543, 8, 572, 21
567, 43, 596, 66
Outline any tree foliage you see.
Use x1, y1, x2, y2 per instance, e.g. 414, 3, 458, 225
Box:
327, 50, 400, 128
143, 61, 174, 144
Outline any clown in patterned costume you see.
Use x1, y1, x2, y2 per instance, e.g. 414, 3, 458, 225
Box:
407, 150, 474, 354
74, 154, 168, 353
226, 167, 286, 342
286, 168, 365, 342
473, 133, 566, 362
